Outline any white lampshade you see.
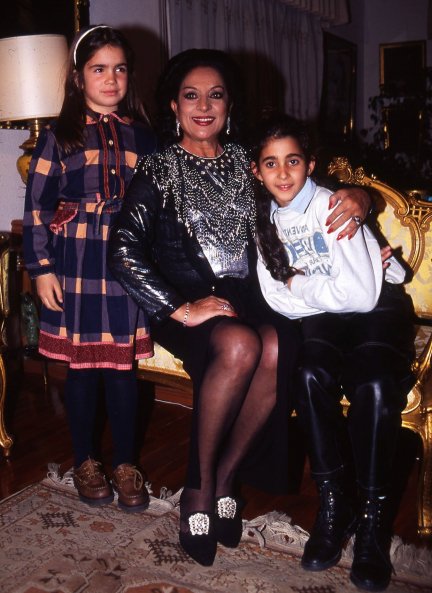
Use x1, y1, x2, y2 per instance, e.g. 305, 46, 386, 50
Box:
0, 34, 68, 122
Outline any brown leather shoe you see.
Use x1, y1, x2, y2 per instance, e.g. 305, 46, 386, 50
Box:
73, 459, 114, 506
112, 463, 150, 513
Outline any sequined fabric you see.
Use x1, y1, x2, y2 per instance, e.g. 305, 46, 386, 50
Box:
139, 143, 255, 278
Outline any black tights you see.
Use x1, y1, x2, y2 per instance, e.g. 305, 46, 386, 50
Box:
64, 367, 138, 469
181, 320, 279, 519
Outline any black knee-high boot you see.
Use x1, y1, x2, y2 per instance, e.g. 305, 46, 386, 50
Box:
347, 376, 405, 592
296, 351, 356, 571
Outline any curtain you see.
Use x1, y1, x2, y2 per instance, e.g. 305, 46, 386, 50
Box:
165, 0, 341, 121
279, 0, 349, 26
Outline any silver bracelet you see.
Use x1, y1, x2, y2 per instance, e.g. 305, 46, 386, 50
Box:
183, 302, 190, 327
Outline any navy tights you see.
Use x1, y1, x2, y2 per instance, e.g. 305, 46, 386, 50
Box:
64, 367, 138, 469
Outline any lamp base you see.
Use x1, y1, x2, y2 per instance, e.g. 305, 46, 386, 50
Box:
16, 119, 45, 184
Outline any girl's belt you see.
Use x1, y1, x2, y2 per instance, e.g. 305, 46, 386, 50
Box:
49, 198, 122, 236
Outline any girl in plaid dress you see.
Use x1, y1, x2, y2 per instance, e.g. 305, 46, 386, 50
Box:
23, 26, 156, 512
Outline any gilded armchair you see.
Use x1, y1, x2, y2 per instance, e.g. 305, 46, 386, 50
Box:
328, 157, 432, 537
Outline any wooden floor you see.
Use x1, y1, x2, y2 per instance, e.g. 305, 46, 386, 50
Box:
0, 355, 430, 551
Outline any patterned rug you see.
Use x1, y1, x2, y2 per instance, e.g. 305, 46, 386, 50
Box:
0, 465, 431, 593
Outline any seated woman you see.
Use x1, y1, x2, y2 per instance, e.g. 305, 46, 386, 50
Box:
252, 113, 415, 592
108, 49, 371, 566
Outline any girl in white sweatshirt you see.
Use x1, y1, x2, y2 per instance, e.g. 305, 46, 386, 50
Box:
251, 114, 415, 593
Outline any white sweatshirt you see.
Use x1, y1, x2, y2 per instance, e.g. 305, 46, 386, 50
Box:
257, 179, 405, 320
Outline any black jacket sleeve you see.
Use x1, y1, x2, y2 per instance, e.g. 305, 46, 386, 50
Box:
108, 171, 185, 323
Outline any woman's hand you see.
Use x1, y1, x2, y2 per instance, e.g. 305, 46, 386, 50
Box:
35, 273, 63, 311
171, 296, 237, 327
326, 187, 371, 240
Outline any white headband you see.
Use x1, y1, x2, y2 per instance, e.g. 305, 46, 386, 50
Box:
73, 25, 111, 66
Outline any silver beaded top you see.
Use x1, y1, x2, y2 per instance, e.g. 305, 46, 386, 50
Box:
139, 143, 256, 278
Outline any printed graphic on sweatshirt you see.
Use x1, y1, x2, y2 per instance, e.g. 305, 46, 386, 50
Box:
282, 225, 331, 276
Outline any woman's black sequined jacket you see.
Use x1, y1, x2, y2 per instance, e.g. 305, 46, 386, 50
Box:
108, 167, 259, 325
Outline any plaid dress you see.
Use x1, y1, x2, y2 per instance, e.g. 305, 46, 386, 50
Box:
23, 111, 156, 369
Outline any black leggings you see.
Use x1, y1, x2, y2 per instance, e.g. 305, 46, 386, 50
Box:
294, 284, 415, 490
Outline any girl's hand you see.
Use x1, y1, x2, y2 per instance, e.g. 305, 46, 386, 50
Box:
35, 273, 63, 311
171, 296, 237, 327
381, 245, 392, 269
326, 187, 371, 240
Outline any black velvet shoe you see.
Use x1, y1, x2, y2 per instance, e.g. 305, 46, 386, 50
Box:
301, 480, 357, 571
214, 496, 243, 548
179, 511, 217, 566
350, 495, 393, 592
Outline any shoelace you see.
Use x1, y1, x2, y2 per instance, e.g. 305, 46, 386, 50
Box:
115, 466, 143, 490
316, 485, 339, 532
78, 461, 104, 483
355, 498, 392, 568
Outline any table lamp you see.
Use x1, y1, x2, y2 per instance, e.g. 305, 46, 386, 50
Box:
0, 34, 68, 183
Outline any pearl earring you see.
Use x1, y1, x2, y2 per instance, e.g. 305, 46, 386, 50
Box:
226, 115, 231, 135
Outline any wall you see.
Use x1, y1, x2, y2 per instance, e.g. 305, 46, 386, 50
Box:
0, 0, 163, 232
0, 128, 28, 231
329, 0, 430, 135
90, 0, 166, 116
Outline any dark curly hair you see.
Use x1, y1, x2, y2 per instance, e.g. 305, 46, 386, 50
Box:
155, 48, 244, 147
249, 113, 314, 283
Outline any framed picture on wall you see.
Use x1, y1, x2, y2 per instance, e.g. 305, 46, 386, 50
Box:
320, 33, 357, 147
380, 41, 426, 96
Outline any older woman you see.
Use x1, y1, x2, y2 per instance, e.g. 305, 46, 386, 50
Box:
108, 48, 370, 566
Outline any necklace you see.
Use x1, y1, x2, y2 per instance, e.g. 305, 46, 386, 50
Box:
142, 143, 255, 276
177, 143, 224, 159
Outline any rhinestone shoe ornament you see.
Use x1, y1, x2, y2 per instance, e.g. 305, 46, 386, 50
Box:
179, 511, 216, 566
188, 512, 210, 535
217, 496, 237, 519
214, 495, 243, 548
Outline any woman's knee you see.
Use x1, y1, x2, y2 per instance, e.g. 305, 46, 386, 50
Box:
210, 321, 261, 369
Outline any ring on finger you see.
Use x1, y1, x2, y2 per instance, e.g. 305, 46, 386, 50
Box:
220, 303, 232, 312
351, 215, 362, 226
